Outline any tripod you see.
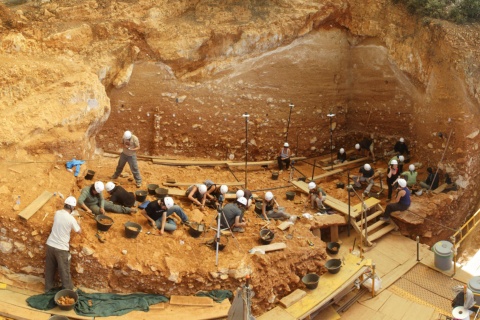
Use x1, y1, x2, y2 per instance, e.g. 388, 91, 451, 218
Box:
215, 196, 225, 266
289, 160, 296, 182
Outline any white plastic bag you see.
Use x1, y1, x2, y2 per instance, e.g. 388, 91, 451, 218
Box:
362, 275, 382, 292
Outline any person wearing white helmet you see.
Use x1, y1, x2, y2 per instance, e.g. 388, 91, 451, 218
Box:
381, 178, 411, 221
334, 147, 347, 164
186, 184, 208, 210
45, 196, 81, 292
355, 137, 376, 162
219, 197, 248, 232
203, 181, 230, 208
352, 163, 375, 195
105, 181, 135, 208
394, 137, 410, 156
401, 164, 418, 187
141, 196, 189, 235
110, 130, 142, 188
277, 142, 291, 173
261, 191, 290, 221
386, 159, 400, 202
236, 188, 253, 209
306, 181, 327, 210
78, 181, 136, 215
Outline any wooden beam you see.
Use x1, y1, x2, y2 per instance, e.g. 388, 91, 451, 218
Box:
432, 183, 448, 194
18, 191, 54, 221
152, 159, 230, 166
320, 157, 369, 171
279, 289, 307, 308
170, 295, 213, 307
163, 182, 245, 187
0, 300, 50, 320
307, 169, 343, 182
227, 157, 307, 167
251, 242, 287, 252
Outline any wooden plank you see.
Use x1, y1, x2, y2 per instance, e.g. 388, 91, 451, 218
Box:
170, 295, 213, 307
290, 180, 309, 194
251, 242, 287, 252
0, 300, 50, 320
307, 168, 343, 182
227, 157, 306, 167
432, 183, 448, 194
352, 197, 381, 212
152, 159, 230, 166
257, 306, 296, 320
18, 191, 54, 220
277, 221, 293, 231
321, 305, 342, 320
163, 182, 245, 187
101, 299, 230, 320
279, 289, 307, 308
320, 157, 369, 170
324, 195, 358, 217
317, 149, 355, 163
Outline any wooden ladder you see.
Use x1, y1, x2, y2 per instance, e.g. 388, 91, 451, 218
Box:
351, 198, 396, 246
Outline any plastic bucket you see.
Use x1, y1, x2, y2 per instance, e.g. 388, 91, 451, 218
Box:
95, 214, 113, 232
135, 190, 147, 202
85, 170, 95, 180
255, 202, 262, 215
54, 289, 78, 311
326, 242, 340, 255
271, 172, 279, 180
325, 259, 342, 274
147, 184, 159, 195
286, 191, 295, 201
433, 241, 453, 271
259, 229, 275, 244
124, 222, 142, 238
155, 188, 168, 199
188, 222, 205, 238
468, 276, 480, 305
302, 274, 319, 289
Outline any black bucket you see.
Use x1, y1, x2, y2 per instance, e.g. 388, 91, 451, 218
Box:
188, 222, 205, 238
336, 182, 345, 189
147, 184, 159, 195
96, 214, 113, 232
135, 190, 147, 202
260, 229, 275, 244
124, 222, 141, 238
85, 170, 95, 180
326, 242, 340, 255
54, 289, 78, 311
155, 187, 168, 199
255, 202, 263, 215
302, 274, 320, 290
325, 259, 342, 274
271, 172, 279, 180
286, 191, 295, 201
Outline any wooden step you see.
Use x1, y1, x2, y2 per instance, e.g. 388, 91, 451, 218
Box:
365, 224, 396, 243
356, 210, 384, 228
363, 219, 388, 234
351, 197, 381, 212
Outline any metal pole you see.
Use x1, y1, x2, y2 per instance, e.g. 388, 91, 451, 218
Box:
416, 236, 420, 262
311, 160, 316, 181
327, 113, 335, 171
286, 103, 294, 142
215, 200, 223, 266
347, 170, 351, 237
242, 113, 250, 189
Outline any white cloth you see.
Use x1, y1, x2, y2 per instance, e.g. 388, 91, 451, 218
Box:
46, 209, 80, 251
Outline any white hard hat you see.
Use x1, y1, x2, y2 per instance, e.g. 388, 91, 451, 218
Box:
237, 196, 247, 206
105, 181, 115, 192
198, 184, 207, 194
220, 185, 228, 194
399, 137, 405, 143
339, 148, 345, 154
94, 181, 105, 193
164, 197, 174, 209
308, 182, 316, 190
265, 191, 274, 201
398, 178, 407, 188
355, 143, 360, 150
64, 196, 77, 207
123, 131, 132, 139
236, 190, 244, 198
284, 142, 289, 148
398, 155, 405, 162
409, 164, 415, 171
364, 163, 371, 171
391, 160, 398, 165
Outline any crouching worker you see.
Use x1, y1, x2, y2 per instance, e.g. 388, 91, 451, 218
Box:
219, 196, 248, 233
306, 182, 327, 209
236, 189, 253, 210
141, 196, 189, 235
205, 184, 228, 209
45, 196, 81, 292
261, 191, 290, 221
186, 184, 208, 210
380, 178, 410, 221
105, 181, 135, 208
78, 181, 136, 215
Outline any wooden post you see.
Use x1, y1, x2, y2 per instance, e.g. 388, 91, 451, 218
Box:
330, 225, 339, 242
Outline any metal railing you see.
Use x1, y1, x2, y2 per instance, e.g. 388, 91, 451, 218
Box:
451, 207, 480, 276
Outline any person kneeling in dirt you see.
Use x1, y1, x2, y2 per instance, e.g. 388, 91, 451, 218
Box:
306, 182, 327, 210
400, 164, 418, 188
186, 184, 208, 210
334, 148, 347, 164
419, 167, 439, 190
204, 183, 228, 209
380, 178, 410, 221
261, 191, 290, 221
105, 181, 135, 208
78, 181, 136, 216
352, 163, 375, 196
236, 189, 253, 209
219, 196, 248, 232
141, 196, 189, 235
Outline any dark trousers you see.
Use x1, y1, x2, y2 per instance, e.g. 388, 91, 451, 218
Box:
45, 245, 72, 292
384, 202, 410, 219
277, 157, 290, 170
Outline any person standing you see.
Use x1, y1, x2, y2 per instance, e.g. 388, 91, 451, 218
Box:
306, 182, 327, 209
277, 142, 291, 173
386, 160, 400, 202
111, 130, 142, 188
140, 197, 189, 235
381, 178, 411, 221
219, 197, 248, 232
44, 196, 81, 292
105, 181, 135, 208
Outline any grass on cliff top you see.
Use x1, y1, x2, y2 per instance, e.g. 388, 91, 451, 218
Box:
393, 0, 480, 24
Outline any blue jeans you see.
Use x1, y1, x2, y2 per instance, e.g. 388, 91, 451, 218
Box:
113, 153, 142, 184
155, 205, 189, 231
